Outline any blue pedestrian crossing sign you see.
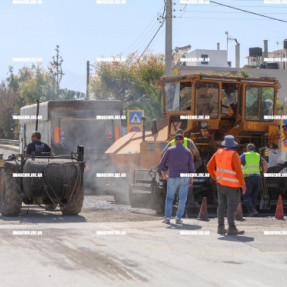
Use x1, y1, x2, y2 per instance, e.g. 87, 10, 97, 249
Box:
129, 111, 143, 124
127, 110, 144, 133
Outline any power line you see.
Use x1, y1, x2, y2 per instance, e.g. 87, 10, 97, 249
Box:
137, 19, 166, 62
210, 0, 287, 23
182, 10, 287, 14
178, 3, 187, 18
137, 4, 166, 62
180, 17, 280, 20
128, 21, 161, 55
123, 5, 165, 55
231, 6, 287, 8
123, 18, 158, 55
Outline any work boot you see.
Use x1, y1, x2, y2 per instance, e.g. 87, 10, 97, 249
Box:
227, 227, 245, 235
162, 218, 170, 224
217, 225, 227, 235
175, 218, 183, 224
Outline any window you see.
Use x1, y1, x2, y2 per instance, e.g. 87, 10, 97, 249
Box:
195, 81, 219, 119
169, 115, 188, 136
164, 82, 180, 111
221, 83, 238, 115
245, 85, 274, 121
179, 82, 192, 111
201, 54, 209, 65
164, 82, 192, 112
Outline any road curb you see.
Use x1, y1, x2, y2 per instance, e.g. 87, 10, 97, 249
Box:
0, 144, 19, 152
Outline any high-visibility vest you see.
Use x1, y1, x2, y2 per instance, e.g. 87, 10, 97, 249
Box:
214, 149, 241, 188
242, 151, 260, 177
171, 138, 188, 147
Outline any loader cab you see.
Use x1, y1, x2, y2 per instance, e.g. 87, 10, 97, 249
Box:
162, 76, 231, 142
160, 74, 279, 147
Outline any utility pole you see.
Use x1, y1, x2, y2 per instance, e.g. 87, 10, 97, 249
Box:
86, 61, 90, 100
165, 0, 172, 76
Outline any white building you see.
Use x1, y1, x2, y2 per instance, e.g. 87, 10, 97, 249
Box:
182, 49, 228, 68
266, 48, 287, 70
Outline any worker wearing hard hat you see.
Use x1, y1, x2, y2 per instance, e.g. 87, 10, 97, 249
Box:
207, 135, 246, 235
240, 143, 268, 217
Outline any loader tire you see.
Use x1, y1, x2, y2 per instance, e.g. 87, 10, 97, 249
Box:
0, 169, 22, 216
61, 186, 84, 216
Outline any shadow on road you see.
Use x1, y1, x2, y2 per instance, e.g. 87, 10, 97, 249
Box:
218, 235, 254, 242
167, 223, 202, 230
0, 208, 87, 223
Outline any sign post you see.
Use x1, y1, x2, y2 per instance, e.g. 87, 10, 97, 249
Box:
127, 110, 144, 133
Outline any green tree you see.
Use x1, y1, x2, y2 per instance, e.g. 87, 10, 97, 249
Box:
48, 45, 64, 98
89, 51, 165, 127
126, 84, 164, 128
59, 88, 85, 100
0, 82, 17, 138
0, 47, 82, 139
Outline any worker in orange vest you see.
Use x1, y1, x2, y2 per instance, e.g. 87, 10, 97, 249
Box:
207, 135, 246, 235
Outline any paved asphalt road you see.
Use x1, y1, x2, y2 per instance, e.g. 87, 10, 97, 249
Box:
0, 207, 286, 287
0, 146, 286, 286
0, 145, 18, 160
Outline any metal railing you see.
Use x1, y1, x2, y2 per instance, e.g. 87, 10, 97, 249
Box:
0, 139, 19, 145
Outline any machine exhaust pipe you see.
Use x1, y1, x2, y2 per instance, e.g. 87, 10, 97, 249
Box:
35, 99, 39, 131
77, 145, 84, 161
142, 116, 146, 142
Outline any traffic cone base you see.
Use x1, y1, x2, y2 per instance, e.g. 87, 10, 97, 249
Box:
197, 197, 209, 221
235, 200, 244, 221
275, 195, 284, 220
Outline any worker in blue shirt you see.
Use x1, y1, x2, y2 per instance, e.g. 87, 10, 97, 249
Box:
160, 133, 194, 224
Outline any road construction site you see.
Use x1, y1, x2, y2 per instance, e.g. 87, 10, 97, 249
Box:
0, 194, 286, 287
1, 134, 287, 286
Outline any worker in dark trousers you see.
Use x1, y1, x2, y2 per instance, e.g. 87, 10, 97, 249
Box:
207, 135, 246, 235
240, 143, 268, 217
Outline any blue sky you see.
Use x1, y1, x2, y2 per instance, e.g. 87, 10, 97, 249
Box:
0, 0, 287, 93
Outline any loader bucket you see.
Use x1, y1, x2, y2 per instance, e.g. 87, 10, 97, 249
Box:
129, 169, 166, 213
129, 185, 154, 209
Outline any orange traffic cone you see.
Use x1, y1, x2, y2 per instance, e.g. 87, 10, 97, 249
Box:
275, 195, 284, 220
197, 197, 209, 221
234, 200, 244, 221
